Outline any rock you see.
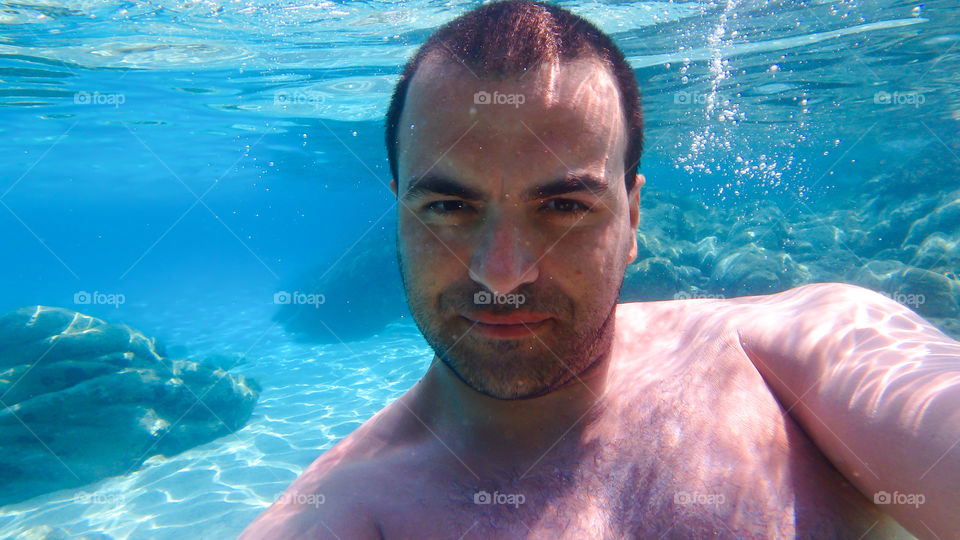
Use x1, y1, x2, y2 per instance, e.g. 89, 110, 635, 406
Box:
0, 306, 260, 508
927, 316, 960, 341
617, 180, 960, 336
857, 195, 939, 255
800, 250, 863, 284
621, 257, 681, 301
200, 352, 247, 371
847, 260, 959, 318
678, 236, 720, 274
642, 202, 691, 239
274, 223, 410, 342
639, 190, 707, 241
727, 204, 788, 251
909, 232, 960, 272
848, 259, 906, 292
711, 243, 809, 297
904, 198, 960, 245
891, 267, 959, 318
634, 231, 673, 261
873, 246, 915, 264
789, 223, 844, 255
868, 140, 960, 198
677, 265, 703, 284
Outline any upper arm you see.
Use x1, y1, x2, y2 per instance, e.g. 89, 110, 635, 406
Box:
735, 281, 960, 409
734, 282, 959, 404
734, 282, 960, 538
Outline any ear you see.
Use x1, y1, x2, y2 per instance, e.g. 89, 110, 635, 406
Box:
390, 178, 398, 197
626, 174, 644, 264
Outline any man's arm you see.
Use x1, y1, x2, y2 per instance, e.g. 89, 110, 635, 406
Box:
734, 282, 960, 539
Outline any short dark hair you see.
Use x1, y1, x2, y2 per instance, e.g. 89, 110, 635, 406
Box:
385, 0, 643, 193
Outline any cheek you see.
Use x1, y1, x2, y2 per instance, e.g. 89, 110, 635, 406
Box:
398, 216, 462, 281
548, 227, 624, 281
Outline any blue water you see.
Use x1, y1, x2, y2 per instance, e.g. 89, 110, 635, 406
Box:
1, 0, 958, 538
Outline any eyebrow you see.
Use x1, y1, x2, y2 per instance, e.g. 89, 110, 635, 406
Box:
526, 174, 610, 201
402, 175, 483, 201
401, 173, 610, 202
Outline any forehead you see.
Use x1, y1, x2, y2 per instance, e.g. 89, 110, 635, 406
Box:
396, 53, 626, 187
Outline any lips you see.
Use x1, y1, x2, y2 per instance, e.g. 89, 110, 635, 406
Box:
465, 312, 552, 325
460, 314, 552, 339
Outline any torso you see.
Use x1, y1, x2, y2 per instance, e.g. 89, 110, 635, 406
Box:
289, 299, 914, 539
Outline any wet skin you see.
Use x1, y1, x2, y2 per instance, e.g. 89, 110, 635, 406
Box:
239, 54, 932, 538
238, 292, 918, 539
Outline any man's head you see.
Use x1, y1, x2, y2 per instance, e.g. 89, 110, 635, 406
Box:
386, 0, 645, 400
387, 0, 644, 193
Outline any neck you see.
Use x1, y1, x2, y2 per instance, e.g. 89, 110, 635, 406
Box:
415, 335, 616, 462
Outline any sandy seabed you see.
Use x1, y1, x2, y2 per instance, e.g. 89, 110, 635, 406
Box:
0, 292, 430, 539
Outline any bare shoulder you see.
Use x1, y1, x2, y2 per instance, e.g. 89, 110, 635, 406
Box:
729, 282, 897, 309
726, 282, 956, 354
240, 396, 422, 540
238, 456, 383, 539
726, 281, 930, 319
614, 294, 730, 336
612, 282, 899, 349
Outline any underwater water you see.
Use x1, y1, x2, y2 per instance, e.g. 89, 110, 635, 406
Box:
0, 0, 958, 538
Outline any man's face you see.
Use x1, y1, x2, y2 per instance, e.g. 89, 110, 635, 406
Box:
392, 53, 642, 400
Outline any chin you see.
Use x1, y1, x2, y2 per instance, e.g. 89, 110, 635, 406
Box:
439, 349, 570, 400
457, 371, 556, 400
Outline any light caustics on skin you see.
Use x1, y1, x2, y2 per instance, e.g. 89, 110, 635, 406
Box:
732, 284, 960, 537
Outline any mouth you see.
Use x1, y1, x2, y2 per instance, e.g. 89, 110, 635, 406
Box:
460, 313, 552, 339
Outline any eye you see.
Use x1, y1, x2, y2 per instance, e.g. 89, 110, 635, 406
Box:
543, 198, 591, 214
425, 200, 471, 213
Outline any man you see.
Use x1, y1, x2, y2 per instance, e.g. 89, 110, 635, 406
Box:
242, 2, 959, 538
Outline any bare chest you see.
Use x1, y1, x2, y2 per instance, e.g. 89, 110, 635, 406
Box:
374, 336, 908, 538
374, 435, 899, 539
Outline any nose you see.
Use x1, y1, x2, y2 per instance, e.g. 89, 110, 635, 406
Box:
468, 210, 540, 295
